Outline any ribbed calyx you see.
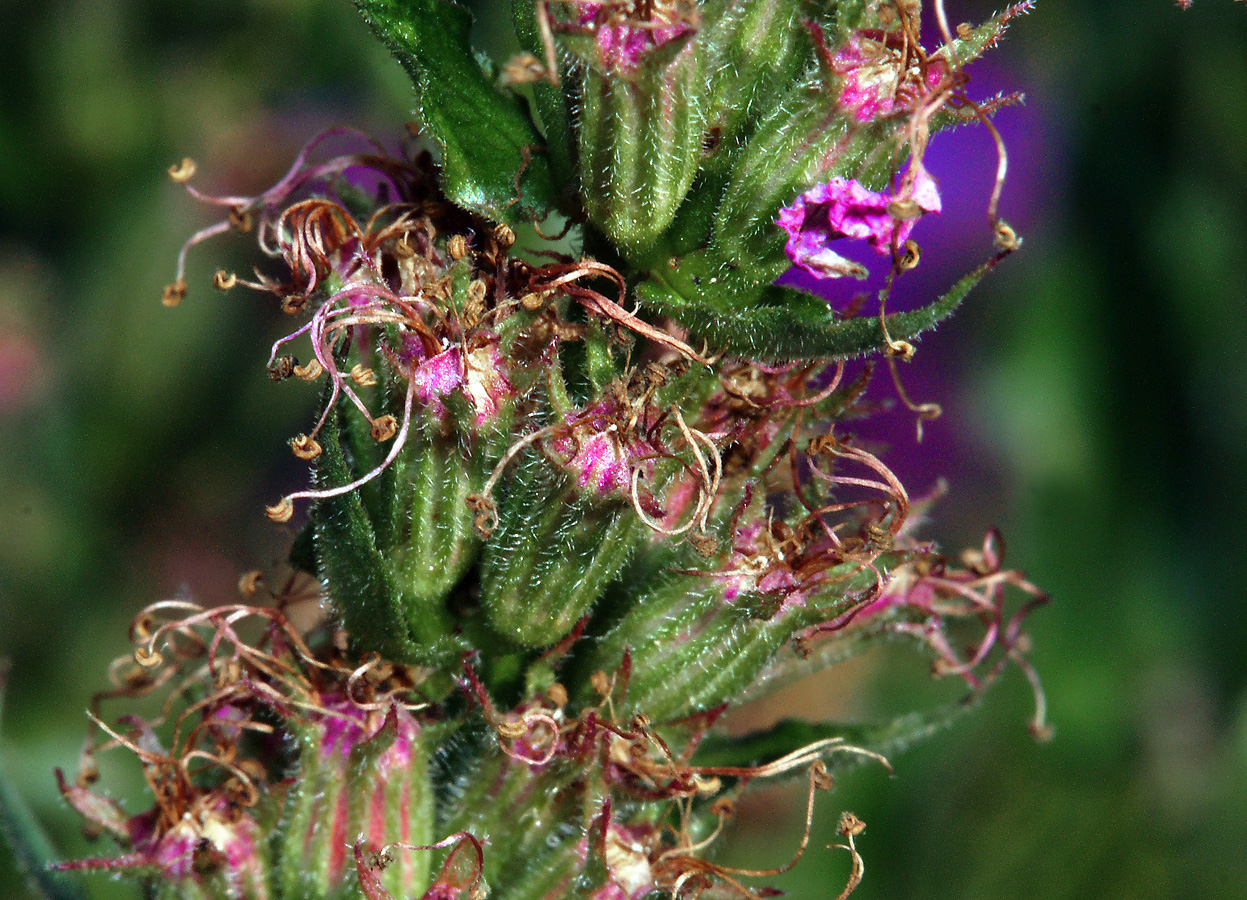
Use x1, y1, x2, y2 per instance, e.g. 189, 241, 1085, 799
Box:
50, 3, 1049, 900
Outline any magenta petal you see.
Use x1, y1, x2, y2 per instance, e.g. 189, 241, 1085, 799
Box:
776, 172, 942, 280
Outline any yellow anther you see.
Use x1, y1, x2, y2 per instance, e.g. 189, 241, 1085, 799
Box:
167, 157, 196, 183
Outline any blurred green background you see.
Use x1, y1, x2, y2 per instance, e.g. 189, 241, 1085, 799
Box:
1, 1, 1245, 899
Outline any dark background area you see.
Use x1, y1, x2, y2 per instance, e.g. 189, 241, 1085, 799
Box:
1, 1, 1245, 899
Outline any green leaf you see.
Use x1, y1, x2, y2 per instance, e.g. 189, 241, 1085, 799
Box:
354, 0, 556, 223
691, 703, 977, 775
640, 252, 1007, 359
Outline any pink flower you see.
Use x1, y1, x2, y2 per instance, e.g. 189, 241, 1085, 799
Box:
776, 171, 941, 280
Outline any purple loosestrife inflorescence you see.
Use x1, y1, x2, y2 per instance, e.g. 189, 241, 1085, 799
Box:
40, 2, 1055, 900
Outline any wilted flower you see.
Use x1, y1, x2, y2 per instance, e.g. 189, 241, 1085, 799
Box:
568, 0, 698, 70
831, 29, 949, 121
777, 170, 942, 280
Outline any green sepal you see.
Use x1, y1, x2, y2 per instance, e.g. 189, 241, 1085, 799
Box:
577, 43, 708, 258
644, 169, 732, 263
583, 570, 830, 722
748, 624, 879, 698
701, 0, 813, 154
616, 590, 823, 722
439, 746, 586, 892
313, 403, 424, 665
480, 453, 643, 648
384, 435, 482, 642
583, 327, 619, 396
353, 0, 556, 224
691, 703, 977, 776
151, 878, 267, 900
276, 709, 434, 900
640, 251, 1005, 360
582, 532, 889, 721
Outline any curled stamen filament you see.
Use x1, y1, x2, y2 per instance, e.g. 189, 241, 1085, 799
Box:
276, 371, 417, 516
